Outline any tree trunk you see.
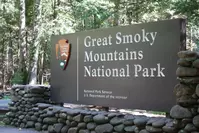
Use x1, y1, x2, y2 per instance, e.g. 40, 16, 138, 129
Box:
29, 0, 41, 84
19, 0, 26, 71
1, 0, 6, 91
1, 38, 5, 91
135, 0, 139, 23
6, 30, 13, 86
93, 14, 97, 29
38, 50, 43, 84
113, 0, 120, 26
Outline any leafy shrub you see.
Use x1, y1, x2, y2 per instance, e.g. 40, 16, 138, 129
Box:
11, 69, 28, 85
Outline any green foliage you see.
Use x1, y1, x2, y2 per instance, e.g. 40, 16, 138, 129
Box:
11, 69, 28, 85
25, 0, 34, 26
3, 95, 10, 100
172, 0, 199, 25
71, 0, 114, 31
0, 0, 199, 85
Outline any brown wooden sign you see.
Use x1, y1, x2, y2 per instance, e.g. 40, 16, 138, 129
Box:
50, 19, 186, 111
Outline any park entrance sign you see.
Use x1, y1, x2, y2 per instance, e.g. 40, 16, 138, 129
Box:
50, 19, 186, 111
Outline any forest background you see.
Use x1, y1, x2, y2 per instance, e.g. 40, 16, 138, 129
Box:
0, 0, 199, 91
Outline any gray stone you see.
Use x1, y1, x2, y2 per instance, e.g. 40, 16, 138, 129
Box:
6, 112, 15, 118
152, 119, 165, 128
78, 122, 86, 129
79, 129, 90, 133
35, 122, 42, 131
170, 105, 192, 119
196, 84, 199, 97
22, 119, 27, 123
59, 113, 67, 119
176, 67, 199, 77
42, 124, 48, 130
71, 121, 78, 127
177, 77, 199, 84
67, 109, 80, 116
184, 123, 197, 132
147, 118, 159, 125
139, 129, 150, 133
43, 117, 57, 124
68, 127, 78, 133
54, 123, 64, 133
26, 121, 35, 128
11, 96, 19, 102
178, 129, 188, 133
162, 125, 177, 133
123, 119, 134, 126
28, 86, 47, 93
124, 126, 136, 132
173, 118, 184, 129
29, 97, 45, 103
3, 118, 11, 125
84, 115, 93, 123
110, 117, 125, 126
12, 85, 25, 90
95, 124, 113, 133
18, 90, 25, 95
177, 95, 197, 106
134, 117, 148, 127
37, 103, 52, 109
193, 59, 199, 68
58, 118, 66, 123
181, 118, 192, 125
162, 122, 177, 133
193, 115, 199, 128
146, 126, 162, 133
67, 115, 73, 121
25, 93, 44, 98
107, 113, 118, 119
9, 106, 17, 111
19, 115, 25, 120
66, 120, 71, 126
124, 115, 134, 120
48, 125, 55, 133
135, 126, 140, 133
93, 114, 109, 124
31, 116, 38, 122
34, 112, 39, 117
61, 125, 69, 133
114, 124, 124, 132
177, 59, 192, 67
87, 122, 96, 130
174, 83, 195, 97
192, 93, 198, 98
191, 107, 198, 116
73, 114, 83, 122
178, 51, 198, 61
20, 123, 25, 128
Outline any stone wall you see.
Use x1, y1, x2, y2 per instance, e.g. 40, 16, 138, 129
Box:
3, 85, 51, 128
3, 51, 199, 133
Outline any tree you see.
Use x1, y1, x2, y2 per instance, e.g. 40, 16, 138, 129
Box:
29, 0, 42, 84
19, 0, 26, 72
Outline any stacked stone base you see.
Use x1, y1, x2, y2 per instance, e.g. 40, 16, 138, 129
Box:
4, 102, 185, 133
4, 85, 50, 128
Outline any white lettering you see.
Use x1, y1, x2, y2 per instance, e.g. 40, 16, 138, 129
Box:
150, 32, 157, 45
84, 36, 91, 47
116, 32, 122, 44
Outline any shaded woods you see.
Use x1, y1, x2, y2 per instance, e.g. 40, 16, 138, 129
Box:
0, 0, 199, 91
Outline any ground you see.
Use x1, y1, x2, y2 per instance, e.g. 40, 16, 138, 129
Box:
0, 126, 45, 133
